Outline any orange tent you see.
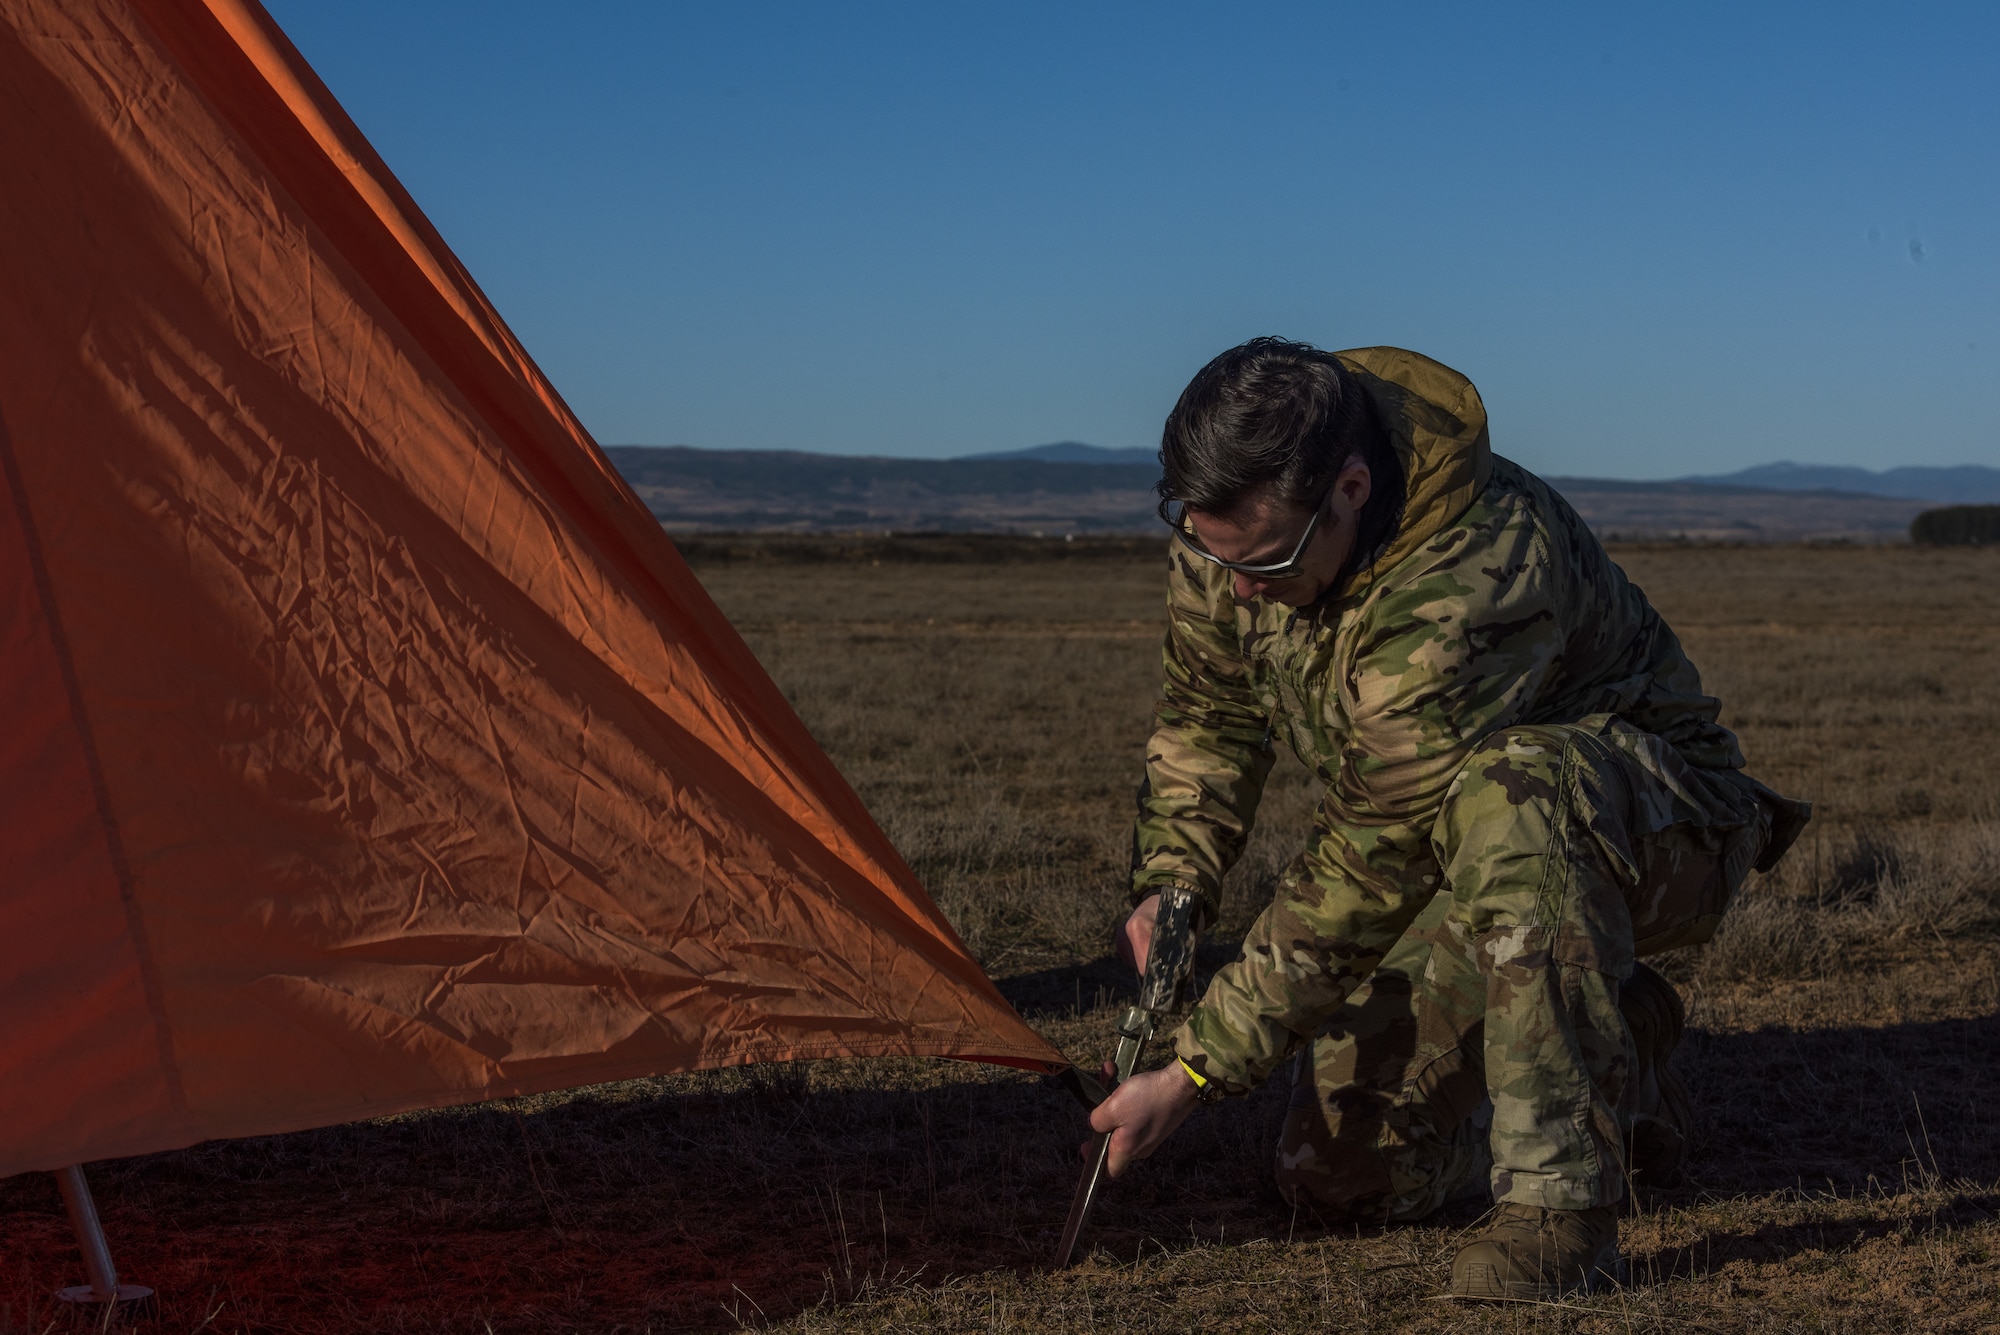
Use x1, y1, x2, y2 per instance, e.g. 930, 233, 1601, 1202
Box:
0, 0, 1064, 1182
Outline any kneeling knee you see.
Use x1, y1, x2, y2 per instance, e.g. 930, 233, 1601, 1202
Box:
1274, 1097, 1397, 1219
1434, 728, 1580, 853
1454, 727, 1574, 807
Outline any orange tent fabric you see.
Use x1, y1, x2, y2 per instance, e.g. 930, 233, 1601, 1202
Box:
0, 0, 1064, 1181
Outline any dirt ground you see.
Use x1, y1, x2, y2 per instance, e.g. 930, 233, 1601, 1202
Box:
3, 541, 1997, 1333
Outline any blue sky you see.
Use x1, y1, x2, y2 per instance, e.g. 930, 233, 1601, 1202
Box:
265, 2, 1998, 477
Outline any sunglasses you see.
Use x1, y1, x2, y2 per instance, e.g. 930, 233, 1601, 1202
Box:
1158, 484, 1336, 581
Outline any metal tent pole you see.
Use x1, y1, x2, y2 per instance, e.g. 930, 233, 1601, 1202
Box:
54, 1164, 152, 1305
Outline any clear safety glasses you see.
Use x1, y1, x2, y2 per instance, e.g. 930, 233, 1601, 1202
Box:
1158, 484, 1334, 581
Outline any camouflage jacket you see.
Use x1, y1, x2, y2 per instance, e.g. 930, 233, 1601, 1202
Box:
1131, 347, 1744, 1095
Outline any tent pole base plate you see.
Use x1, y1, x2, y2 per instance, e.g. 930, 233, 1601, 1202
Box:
57, 1284, 153, 1305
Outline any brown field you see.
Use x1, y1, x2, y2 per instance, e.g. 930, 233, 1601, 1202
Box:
4, 541, 1998, 1333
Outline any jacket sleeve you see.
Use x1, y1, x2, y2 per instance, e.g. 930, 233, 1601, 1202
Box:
1174, 520, 1568, 1094
1127, 543, 1276, 920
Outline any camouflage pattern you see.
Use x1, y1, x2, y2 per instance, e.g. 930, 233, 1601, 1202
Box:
1132, 347, 1805, 1213
1268, 721, 1771, 1215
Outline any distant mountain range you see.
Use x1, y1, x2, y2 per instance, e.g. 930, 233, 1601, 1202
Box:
959, 441, 1157, 465
604, 444, 1990, 541
963, 448, 2000, 503
1542, 476, 1928, 543
601, 445, 1160, 534
1680, 461, 2000, 504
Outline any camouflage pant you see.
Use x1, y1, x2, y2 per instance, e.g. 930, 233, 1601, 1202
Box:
1273, 717, 1772, 1218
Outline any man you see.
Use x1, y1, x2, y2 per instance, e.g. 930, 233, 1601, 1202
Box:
1090, 338, 1808, 1300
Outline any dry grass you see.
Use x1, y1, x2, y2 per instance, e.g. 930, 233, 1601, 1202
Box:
3, 540, 1998, 1332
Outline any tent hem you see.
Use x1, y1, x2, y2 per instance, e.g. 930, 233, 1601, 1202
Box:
0, 1035, 1066, 1179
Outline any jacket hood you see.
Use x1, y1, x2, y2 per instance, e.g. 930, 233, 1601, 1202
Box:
1331, 347, 1492, 601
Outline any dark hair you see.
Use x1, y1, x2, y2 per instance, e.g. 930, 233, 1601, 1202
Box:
1158, 338, 1401, 537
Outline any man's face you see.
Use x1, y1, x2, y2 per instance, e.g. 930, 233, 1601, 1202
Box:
1184, 459, 1374, 607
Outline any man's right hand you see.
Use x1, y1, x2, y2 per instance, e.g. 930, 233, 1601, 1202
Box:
1087, 1059, 1202, 1176
1116, 892, 1160, 976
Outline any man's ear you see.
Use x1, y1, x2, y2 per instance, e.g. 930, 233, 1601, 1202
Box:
1336, 458, 1373, 511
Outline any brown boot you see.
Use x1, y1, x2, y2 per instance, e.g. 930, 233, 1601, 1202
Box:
1447, 1202, 1622, 1300
1621, 961, 1693, 1188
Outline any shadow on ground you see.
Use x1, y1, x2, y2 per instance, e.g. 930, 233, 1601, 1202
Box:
0, 1009, 1994, 1331
0, 1042, 1287, 1333
1684, 1014, 2000, 1193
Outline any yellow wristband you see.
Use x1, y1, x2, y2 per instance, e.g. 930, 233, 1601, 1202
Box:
1178, 1057, 1209, 1090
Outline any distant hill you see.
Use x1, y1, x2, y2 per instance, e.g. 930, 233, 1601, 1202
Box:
1547, 476, 1926, 543
950, 450, 2000, 503
959, 441, 1158, 465
602, 445, 1159, 534
602, 445, 1939, 541
1681, 461, 2000, 504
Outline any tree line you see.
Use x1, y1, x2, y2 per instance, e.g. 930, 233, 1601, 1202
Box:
1911, 505, 2000, 545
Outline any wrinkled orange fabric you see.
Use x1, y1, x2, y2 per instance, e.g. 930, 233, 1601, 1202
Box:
0, 0, 1064, 1180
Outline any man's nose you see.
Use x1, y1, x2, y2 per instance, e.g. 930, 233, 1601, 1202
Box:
1234, 573, 1264, 600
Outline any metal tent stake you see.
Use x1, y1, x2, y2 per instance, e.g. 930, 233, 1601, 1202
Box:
54, 1164, 152, 1305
